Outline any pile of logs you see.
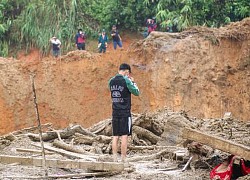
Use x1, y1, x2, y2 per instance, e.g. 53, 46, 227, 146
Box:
26, 113, 167, 159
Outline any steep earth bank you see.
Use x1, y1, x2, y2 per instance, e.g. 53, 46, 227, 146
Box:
0, 18, 249, 134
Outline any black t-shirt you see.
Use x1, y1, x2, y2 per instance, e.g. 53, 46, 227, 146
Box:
109, 75, 131, 117
111, 30, 120, 42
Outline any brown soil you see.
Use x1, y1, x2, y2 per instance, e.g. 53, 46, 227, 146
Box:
0, 18, 250, 136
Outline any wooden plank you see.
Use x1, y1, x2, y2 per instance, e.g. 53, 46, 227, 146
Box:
182, 128, 250, 160
32, 143, 97, 161
128, 145, 184, 150
16, 148, 54, 155
3, 172, 111, 179
0, 155, 124, 172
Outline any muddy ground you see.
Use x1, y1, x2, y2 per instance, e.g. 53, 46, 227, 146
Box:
0, 109, 250, 179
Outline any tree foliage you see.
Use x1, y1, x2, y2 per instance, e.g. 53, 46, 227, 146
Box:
0, 0, 249, 57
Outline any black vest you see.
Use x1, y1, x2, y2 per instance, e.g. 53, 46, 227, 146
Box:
110, 75, 131, 117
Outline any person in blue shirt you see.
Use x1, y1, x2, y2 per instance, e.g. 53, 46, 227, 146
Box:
98, 29, 108, 53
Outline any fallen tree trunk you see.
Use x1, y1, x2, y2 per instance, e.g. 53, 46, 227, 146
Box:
133, 115, 164, 136
88, 119, 111, 134
182, 128, 250, 160
28, 125, 96, 141
32, 143, 97, 161
74, 133, 112, 145
133, 126, 161, 144
52, 139, 94, 155
127, 148, 172, 162
74, 134, 95, 145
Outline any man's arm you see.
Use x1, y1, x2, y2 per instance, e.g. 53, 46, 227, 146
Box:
108, 77, 115, 90
75, 34, 78, 44
125, 77, 139, 96
57, 40, 61, 48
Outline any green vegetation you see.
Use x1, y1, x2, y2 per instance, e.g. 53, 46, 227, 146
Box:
0, 0, 249, 57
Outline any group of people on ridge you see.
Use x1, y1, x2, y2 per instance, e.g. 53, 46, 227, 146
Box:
49, 25, 123, 57
98, 25, 123, 53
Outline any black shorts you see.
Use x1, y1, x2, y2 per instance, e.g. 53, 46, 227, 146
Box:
112, 116, 132, 136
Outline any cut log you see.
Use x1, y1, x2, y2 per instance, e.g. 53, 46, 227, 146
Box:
131, 133, 141, 145
182, 128, 250, 160
32, 143, 97, 161
74, 133, 112, 145
0, 155, 124, 172
133, 115, 163, 136
127, 148, 173, 162
74, 133, 95, 145
95, 135, 112, 144
52, 139, 94, 155
133, 126, 161, 144
88, 119, 111, 134
28, 125, 96, 141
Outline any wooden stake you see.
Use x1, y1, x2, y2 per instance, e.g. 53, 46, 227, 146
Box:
30, 74, 48, 177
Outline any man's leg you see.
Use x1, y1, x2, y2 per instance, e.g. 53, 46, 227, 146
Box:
80, 44, 84, 50
112, 136, 119, 161
117, 41, 122, 48
55, 50, 60, 58
82, 43, 85, 50
113, 41, 117, 50
121, 135, 128, 162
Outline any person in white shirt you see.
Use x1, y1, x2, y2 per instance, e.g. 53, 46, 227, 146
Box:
50, 37, 61, 58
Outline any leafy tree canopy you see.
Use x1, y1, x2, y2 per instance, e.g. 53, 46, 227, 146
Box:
0, 0, 249, 57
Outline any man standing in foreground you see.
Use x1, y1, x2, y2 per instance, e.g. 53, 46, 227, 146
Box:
108, 63, 140, 162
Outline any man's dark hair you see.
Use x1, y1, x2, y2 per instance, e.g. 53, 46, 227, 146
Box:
78, 29, 82, 32
119, 63, 131, 73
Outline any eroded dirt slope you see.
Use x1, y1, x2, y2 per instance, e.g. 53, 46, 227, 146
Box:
0, 18, 250, 134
